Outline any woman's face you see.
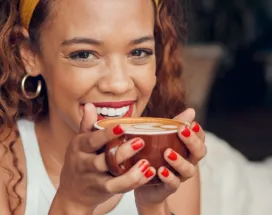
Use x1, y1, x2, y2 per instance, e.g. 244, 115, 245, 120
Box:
34, 0, 156, 131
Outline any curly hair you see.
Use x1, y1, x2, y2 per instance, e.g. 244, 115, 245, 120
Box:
0, 0, 187, 212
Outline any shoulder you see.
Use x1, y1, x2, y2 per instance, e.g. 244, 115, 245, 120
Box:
203, 131, 247, 163
199, 131, 248, 176
0, 125, 25, 180
199, 132, 272, 215
0, 124, 26, 214
199, 131, 249, 185
0, 126, 21, 180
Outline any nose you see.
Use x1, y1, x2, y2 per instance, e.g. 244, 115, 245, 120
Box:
97, 62, 134, 95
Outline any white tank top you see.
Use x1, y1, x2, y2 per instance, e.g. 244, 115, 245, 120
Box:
17, 119, 138, 215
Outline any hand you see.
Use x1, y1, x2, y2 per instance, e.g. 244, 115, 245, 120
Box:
134, 108, 206, 207
55, 104, 155, 212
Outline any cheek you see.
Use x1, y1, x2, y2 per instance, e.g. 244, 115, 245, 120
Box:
141, 74, 156, 96
134, 71, 156, 116
135, 66, 156, 97
42, 64, 99, 105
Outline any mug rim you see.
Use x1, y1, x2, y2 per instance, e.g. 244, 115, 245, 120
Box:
93, 117, 186, 135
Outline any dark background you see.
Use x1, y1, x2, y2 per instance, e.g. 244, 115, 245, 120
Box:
182, 0, 272, 161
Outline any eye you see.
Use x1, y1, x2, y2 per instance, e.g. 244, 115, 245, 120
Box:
130, 49, 153, 58
68, 51, 98, 61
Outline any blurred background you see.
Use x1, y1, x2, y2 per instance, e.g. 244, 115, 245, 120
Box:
179, 0, 272, 161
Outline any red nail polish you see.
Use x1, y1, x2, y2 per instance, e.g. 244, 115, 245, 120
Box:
145, 169, 154, 178
113, 125, 124, 135
181, 128, 191, 137
131, 139, 144, 151
192, 123, 200, 133
139, 161, 150, 172
168, 150, 177, 161
161, 168, 169, 177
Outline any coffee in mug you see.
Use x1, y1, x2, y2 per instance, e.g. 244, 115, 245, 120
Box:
94, 117, 189, 185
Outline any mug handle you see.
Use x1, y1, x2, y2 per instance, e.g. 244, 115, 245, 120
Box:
105, 136, 132, 176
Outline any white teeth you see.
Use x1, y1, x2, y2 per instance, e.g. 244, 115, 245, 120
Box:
121, 106, 127, 114
108, 108, 116, 117
115, 108, 122, 116
97, 107, 101, 114
125, 106, 130, 112
96, 105, 130, 117
101, 107, 108, 115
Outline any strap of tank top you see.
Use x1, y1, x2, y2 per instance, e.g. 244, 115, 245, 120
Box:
17, 119, 56, 203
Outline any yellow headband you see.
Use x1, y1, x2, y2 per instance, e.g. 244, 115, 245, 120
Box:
19, 0, 159, 30
19, 0, 40, 30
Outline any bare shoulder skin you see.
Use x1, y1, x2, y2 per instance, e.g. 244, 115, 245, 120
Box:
0, 128, 27, 215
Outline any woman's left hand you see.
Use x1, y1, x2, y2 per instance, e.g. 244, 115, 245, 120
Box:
134, 108, 207, 208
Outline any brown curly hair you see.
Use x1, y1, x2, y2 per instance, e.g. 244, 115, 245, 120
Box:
0, 0, 187, 212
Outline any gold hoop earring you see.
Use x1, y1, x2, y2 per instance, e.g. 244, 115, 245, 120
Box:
21, 74, 42, 99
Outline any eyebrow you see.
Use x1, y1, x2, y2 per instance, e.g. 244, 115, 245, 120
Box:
61, 37, 103, 46
61, 35, 154, 46
129, 36, 155, 45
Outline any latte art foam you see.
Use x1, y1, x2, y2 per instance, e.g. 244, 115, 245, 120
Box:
122, 123, 178, 132
94, 117, 183, 135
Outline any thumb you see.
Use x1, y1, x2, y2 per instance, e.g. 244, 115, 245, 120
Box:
79, 103, 97, 133
174, 108, 196, 124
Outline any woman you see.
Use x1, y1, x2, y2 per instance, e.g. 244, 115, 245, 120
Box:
0, 0, 206, 214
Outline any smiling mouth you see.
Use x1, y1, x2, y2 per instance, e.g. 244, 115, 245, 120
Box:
80, 100, 135, 120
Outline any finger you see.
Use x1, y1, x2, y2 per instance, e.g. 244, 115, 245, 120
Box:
79, 103, 97, 133
190, 122, 205, 144
115, 138, 145, 164
164, 149, 196, 181
101, 160, 155, 194
158, 167, 181, 192
82, 138, 145, 172
173, 108, 195, 124
137, 166, 156, 185
77, 124, 125, 153
178, 126, 207, 165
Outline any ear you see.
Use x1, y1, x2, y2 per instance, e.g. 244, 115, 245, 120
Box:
19, 28, 42, 77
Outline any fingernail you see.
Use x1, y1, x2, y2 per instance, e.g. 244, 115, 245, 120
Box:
168, 150, 178, 161
139, 160, 150, 172
181, 127, 191, 137
144, 169, 154, 178
131, 139, 144, 151
192, 123, 200, 133
161, 167, 169, 177
113, 125, 124, 135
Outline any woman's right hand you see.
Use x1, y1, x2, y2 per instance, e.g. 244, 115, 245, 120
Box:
50, 104, 155, 214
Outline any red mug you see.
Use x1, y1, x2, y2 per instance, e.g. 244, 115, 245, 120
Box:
94, 117, 189, 185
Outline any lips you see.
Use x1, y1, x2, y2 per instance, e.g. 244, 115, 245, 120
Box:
93, 100, 134, 108
80, 100, 135, 120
